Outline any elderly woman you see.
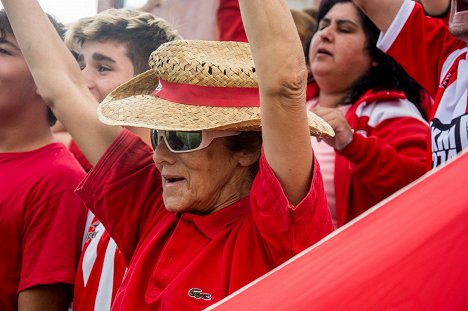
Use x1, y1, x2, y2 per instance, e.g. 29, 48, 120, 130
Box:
2, 0, 334, 309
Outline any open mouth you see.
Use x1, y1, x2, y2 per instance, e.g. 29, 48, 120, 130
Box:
453, 0, 468, 23
164, 176, 185, 184
317, 48, 332, 56
455, 0, 468, 12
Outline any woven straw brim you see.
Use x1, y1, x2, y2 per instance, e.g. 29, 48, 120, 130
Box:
98, 71, 334, 136
98, 40, 334, 137
99, 94, 333, 136
99, 94, 262, 131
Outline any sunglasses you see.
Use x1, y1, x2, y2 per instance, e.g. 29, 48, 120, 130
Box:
151, 130, 240, 153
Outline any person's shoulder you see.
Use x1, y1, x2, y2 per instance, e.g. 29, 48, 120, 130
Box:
33, 142, 86, 184
4, 143, 85, 201
355, 91, 427, 125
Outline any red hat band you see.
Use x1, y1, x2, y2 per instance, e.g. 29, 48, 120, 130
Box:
152, 80, 260, 108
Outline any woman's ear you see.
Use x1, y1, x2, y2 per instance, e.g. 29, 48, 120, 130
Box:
237, 148, 261, 167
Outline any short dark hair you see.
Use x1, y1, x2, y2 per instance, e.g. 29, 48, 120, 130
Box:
1, 9, 65, 126
308, 0, 426, 119
225, 131, 262, 183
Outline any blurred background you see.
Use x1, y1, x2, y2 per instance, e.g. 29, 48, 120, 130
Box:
0, 0, 315, 24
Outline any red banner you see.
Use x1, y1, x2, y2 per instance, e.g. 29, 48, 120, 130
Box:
208, 152, 468, 311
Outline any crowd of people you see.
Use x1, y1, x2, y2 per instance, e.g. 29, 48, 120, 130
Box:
0, 0, 465, 310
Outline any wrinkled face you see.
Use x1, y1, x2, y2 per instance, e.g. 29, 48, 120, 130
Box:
153, 136, 250, 214
449, 0, 468, 42
78, 40, 135, 102
0, 33, 37, 114
309, 2, 373, 93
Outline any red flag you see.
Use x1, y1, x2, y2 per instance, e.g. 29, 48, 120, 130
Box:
208, 152, 468, 311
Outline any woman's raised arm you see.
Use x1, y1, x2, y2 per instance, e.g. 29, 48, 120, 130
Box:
239, 0, 312, 205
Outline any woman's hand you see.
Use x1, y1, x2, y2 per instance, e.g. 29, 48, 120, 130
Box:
312, 107, 353, 150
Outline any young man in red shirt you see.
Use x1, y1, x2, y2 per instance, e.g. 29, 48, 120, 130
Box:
62, 9, 180, 311
0, 11, 87, 311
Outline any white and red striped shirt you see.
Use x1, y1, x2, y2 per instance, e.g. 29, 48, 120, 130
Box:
74, 214, 127, 311
377, 0, 468, 168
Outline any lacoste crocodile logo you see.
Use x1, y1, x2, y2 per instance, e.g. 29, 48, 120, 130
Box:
188, 288, 213, 301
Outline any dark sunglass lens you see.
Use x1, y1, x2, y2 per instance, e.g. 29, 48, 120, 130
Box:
151, 129, 158, 149
166, 131, 203, 151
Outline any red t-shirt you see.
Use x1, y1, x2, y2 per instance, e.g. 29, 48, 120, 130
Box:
76, 130, 333, 310
377, 0, 468, 168
0, 143, 87, 311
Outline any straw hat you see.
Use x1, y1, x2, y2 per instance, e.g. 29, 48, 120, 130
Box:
98, 40, 334, 137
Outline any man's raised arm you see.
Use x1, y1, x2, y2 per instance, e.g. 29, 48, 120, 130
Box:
1, 0, 122, 165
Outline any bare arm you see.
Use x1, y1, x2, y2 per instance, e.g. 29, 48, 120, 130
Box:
239, 0, 311, 205
353, 0, 404, 32
139, 0, 164, 12
1, 0, 121, 165
419, 0, 450, 16
18, 284, 71, 311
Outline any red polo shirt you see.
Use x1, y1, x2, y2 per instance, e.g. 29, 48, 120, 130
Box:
76, 130, 332, 310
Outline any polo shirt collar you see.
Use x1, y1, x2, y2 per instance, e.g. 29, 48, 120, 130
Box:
180, 196, 250, 240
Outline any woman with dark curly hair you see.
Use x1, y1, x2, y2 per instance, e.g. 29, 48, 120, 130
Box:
307, 0, 430, 228
2, 0, 336, 308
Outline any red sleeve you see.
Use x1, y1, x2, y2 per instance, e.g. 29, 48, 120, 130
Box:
338, 116, 429, 199
69, 139, 93, 172
250, 152, 333, 265
75, 130, 164, 264
217, 0, 247, 42
378, 1, 466, 98
439, 9, 450, 25
20, 183, 87, 291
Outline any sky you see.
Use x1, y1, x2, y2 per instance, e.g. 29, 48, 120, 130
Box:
0, 0, 98, 24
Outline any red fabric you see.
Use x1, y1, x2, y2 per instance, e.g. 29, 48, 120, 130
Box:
439, 9, 450, 25
379, 1, 468, 168
76, 130, 332, 310
309, 86, 430, 227
73, 216, 127, 311
217, 0, 247, 42
419, 89, 433, 118
154, 80, 260, 107
69, 139, 93, 172
305, 82, 318, 101
208, 152, 468, 311
0, 144, 87, 311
